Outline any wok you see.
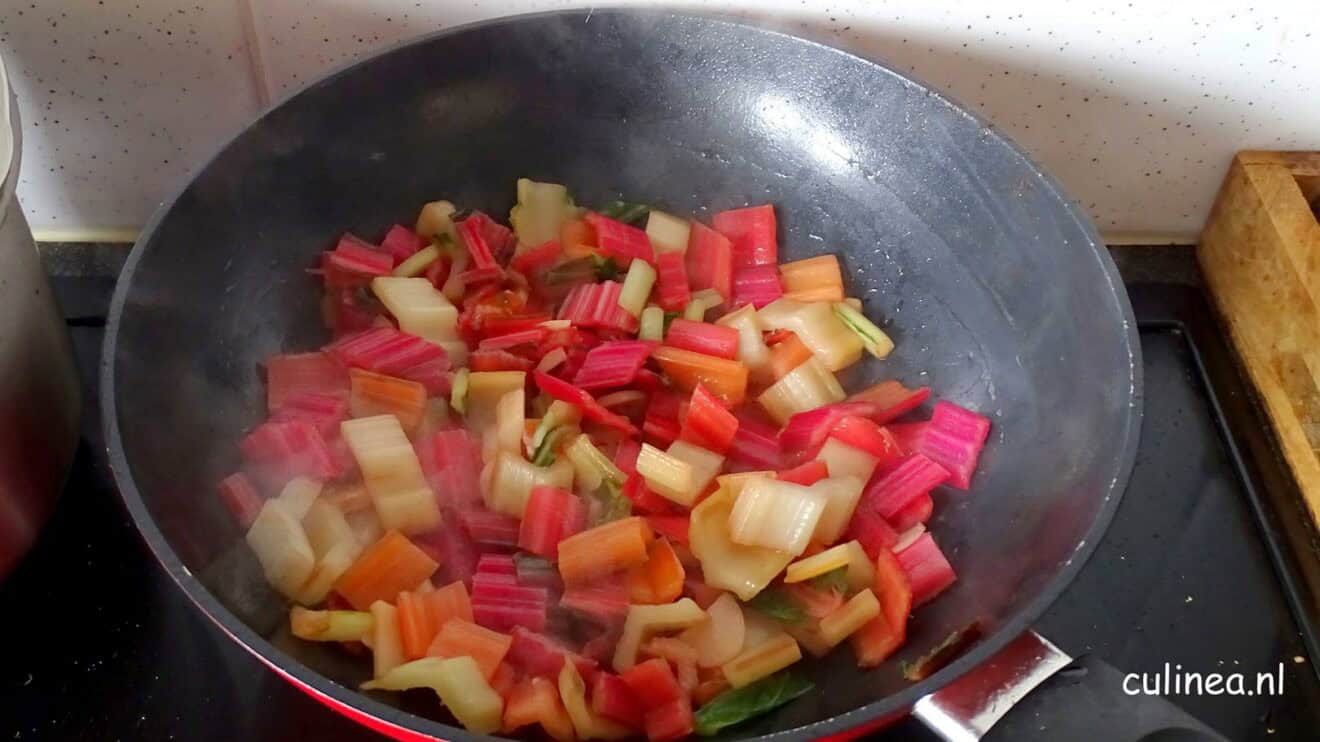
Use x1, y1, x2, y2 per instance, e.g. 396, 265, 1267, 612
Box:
103, 10, 1217, 741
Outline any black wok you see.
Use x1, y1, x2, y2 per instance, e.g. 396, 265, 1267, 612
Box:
103, 10, 1210, 741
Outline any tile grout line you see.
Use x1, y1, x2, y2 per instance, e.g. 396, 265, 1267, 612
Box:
31, 229, 1199, 248
235, 0, 273, 108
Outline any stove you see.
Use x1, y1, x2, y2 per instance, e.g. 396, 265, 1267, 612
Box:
3, 247, 1317, 741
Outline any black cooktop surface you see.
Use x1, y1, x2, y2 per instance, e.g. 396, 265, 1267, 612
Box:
2, 259, 1317, 741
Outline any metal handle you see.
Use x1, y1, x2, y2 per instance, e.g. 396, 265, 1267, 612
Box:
914, 632, 1229, 742
913, 631, 1072, 742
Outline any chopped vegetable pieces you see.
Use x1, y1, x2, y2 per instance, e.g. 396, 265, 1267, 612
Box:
427, 619, 513, 680
472, 554, 549, 632
727, 478, 827, 556
558, 516, 655, 586
245, 497, 316, 599
678, 385, 739, 455
730, 265, 783, 309
899, 401, 992, 490
519, 485, 588, 559
218, 472, 263, 529
621, 657, 685, 709
645, 211, 690, 254
397, 589, 441, 660
235, 180, 998, 741
852, 549, 912, 667
561, 577, 631, 624
685, 223, 733, 302
241, 419, 343, 481
757, 356, 845, 425
713, 205, 777, 268
535, 370, 639, 435
364, 656, 504, 734
290, 606, 374, 642
678, 592, 746, 668
861, 453, 950, 521
340, 415, 441, 534
349, 368, 427, 432
613, 598, 706, 672
832, 302, 894, 359
894, 532, 957, 607
651, 346, 748, 407
333, 530, 439, 610
266, 351, 349, 412
508, 626, 600, 680
848, 379, 931, 424
561, 660, 633, 740
645, 697, 695, 742
587, 211, 656, 267
779, 255, 844, 303
721, 634, 802, 688
370, 277, 461, 345
654, 251, 691, 312
574, 341, 658, 391
688, 488, 792, 601
664, 319, 739, 360
592, 672, 646, 729
627, 537, 686, 605
325, 234, 392, 286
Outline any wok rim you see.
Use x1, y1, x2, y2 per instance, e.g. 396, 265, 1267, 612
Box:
100, 8, 1143, 740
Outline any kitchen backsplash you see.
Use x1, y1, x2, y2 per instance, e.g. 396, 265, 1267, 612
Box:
1, 0, 1315, 243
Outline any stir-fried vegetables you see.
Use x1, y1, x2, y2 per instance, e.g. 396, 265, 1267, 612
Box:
689, 488, 793, 601
363, 656, 505, 734
222, 180, 995, 741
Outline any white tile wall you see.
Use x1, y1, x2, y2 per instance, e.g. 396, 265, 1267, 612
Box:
0, 0, 262, 240
3, 0, 1317, 242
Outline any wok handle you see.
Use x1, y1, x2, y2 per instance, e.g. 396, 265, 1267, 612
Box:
912, 631, 1228, 742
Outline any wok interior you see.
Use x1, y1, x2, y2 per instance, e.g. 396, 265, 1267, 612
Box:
110, 12, 1136, 738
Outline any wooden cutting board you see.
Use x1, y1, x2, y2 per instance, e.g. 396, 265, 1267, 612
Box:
1199, 150, 1320, 528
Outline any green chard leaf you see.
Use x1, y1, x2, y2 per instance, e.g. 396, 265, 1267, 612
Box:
693, 672, 815, 736
531, 427, 563, 467
662, 311, 681, 333
746, 587, 807, 625
599, 200, 651, 225
592, 255, 623, 281
543, 257, 598, 287
808, 566, 851, 595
